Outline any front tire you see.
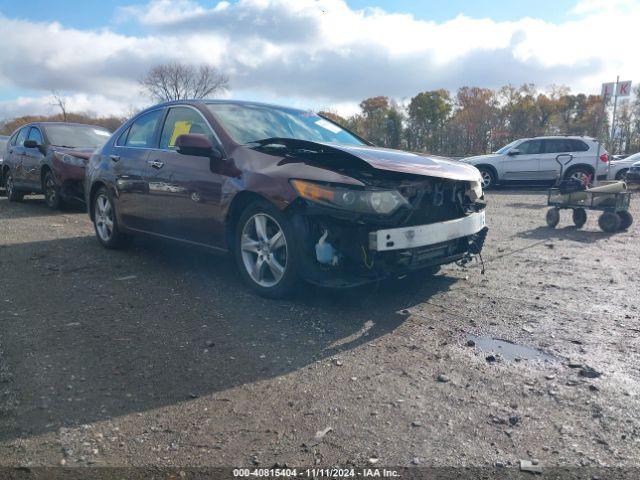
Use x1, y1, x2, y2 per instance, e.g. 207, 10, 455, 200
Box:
43, 171, 64, 210
5, 173, 24, 202
234, 201, 300, 298
478, 167, 496, 190
92, 187, 131, 249
615, 169, 629, 181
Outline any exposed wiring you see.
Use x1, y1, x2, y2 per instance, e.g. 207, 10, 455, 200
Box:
361, 246, 375, 269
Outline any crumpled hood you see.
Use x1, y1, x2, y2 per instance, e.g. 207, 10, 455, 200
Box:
320, 143, 481, 182
52, 146, 95, 161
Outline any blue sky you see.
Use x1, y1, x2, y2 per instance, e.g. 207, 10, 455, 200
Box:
0, 0, 579, 26
0, 0, 636, 118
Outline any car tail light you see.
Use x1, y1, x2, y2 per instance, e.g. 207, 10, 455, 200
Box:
599, 153, 609, 163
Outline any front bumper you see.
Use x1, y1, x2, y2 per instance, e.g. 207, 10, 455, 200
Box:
369, 211, 486, 251
293, 210, 488, 288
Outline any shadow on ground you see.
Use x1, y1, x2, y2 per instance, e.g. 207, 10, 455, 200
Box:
0, 232, 456, 442
516, 225, 612, 243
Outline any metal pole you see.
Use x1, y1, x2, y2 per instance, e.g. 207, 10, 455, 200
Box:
610, 75, 619, 154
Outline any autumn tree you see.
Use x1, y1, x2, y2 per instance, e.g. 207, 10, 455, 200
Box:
406, 90, 452, 152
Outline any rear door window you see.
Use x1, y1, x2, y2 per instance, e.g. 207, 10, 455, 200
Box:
124, 110, 163, 148
543, 139, 572, 154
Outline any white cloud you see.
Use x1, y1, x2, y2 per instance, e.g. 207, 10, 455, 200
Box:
0, 0, 639, 119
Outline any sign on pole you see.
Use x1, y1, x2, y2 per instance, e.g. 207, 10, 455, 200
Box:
602, 82, 615, 97
616, 80, 632, 97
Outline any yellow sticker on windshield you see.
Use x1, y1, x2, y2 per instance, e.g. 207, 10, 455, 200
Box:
169, 121, 192, 147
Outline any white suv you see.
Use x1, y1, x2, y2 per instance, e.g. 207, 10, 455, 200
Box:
460, 136, 610, 189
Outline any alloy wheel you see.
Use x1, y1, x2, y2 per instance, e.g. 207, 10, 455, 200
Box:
6, 174, 13, 198
480, 170, 493, 189
240, 213, 288, 288
570, 170, 590, 184
94, 194, 115, 242
45, 175, 57, 207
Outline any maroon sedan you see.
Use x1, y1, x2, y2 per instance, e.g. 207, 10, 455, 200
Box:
3, 122, 111, 208
85, 100, 487, 297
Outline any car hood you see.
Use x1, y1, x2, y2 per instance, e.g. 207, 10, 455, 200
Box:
252, 139, 481, 183
460, 153, 502, 164
51, 146, 95, 160
326, 144, 481, 181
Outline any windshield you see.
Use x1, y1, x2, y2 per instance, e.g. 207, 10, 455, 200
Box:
44, 124, 111, 148
208, 104, 365, 146
495, 140, 520, 154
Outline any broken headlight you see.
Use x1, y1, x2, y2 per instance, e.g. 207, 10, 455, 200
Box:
290, 179, 408, 215
466, 180, 483, 201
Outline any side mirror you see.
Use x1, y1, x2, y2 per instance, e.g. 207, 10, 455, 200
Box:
175, 134, 222, 159
24, 139, 39, 149
507, 149, 521, 156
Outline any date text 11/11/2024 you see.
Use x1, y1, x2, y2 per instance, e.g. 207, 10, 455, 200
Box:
233, 468, 401, 477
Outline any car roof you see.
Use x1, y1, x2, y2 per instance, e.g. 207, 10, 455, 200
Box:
31, 122, 109, 128
145, 98, 310, 113
521, 135, 597, 141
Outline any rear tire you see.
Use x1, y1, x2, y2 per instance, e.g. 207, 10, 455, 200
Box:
617, 211, 633, 230
43, 170, 64, 210
234, 200, 300, 298
598, 212, 621, 233
565, 166, 593, 186
572, 208, 587, 228
5, 172, 24, 202
546, 207, 560, 228
92, 186, 132, 249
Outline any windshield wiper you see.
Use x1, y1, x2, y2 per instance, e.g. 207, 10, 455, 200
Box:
52, 144, 76, 148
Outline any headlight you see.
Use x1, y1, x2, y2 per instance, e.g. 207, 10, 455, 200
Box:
56, 152, 86, 167
466, 180, 483, 201
290, 179, 408, 215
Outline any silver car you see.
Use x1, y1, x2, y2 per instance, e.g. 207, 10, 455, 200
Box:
460, 136, 610, 189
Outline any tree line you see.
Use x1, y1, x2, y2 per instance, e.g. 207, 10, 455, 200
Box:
2, 62, 638, 157
321, 84, 640, 156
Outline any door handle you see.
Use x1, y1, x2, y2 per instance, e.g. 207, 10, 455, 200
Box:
147, 160, 164, 169
109, 154, 121, 162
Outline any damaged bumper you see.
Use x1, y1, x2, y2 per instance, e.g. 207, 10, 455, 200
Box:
291, 208, 488, 288
369, 211, 485, 252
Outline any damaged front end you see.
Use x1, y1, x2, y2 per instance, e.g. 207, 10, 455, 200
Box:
287, 171, 488, 288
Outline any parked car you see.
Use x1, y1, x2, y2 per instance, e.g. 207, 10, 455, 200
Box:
85, 100, 487, 297
0, 134, 8, 190
625, 160, 640, 189
460, 136, 609, 189
3, 122, 111, 208
608, 152, 640, 180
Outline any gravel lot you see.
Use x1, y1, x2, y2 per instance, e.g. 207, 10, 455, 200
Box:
0, 190, 639, 472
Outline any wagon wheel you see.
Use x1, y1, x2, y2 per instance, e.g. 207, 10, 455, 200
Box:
546, 207, 560, 228
617, 211, 633, 230
598, 212, 621, 233
572, 208, 587, 228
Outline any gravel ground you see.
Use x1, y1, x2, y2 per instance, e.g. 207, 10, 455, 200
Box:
0, 190, 639, 472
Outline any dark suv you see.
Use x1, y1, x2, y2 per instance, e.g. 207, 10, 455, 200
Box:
3, 122, 111, 208
85, 100, 487, 297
